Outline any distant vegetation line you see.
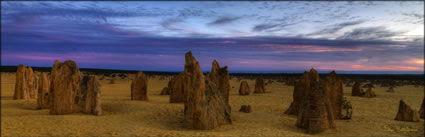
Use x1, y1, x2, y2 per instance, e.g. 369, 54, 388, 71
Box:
1, 66, 423, 81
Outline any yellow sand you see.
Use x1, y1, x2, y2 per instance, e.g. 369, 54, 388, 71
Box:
1, 72, 424, 137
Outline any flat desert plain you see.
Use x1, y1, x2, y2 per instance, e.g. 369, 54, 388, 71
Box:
1, 72, 424, 137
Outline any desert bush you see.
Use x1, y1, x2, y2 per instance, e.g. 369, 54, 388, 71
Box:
342, 97, 352, 109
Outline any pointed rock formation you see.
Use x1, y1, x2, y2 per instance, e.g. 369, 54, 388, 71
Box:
79, 75, 102, 115
183, 51, 232, 130
285, 69, 320, 115
49, 60, 81, 115
37, 72, 50, 109
207, 60, 231, 103
218, 66, 231, 103
254, 77, 266, 94
169, 73, 185, 103
323, 71, 343, 119
351, 82, 362, 96
131, 72, 148, 101
25, 67, 37, 99
13, 65, 38, 100
296, 81, 335, 134
238, 81, 250, 95
14, 64, 28, 100
394, 100, 420, 122
210, 60, 220, 85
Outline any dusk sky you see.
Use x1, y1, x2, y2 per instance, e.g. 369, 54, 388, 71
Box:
1, 1, 424, 73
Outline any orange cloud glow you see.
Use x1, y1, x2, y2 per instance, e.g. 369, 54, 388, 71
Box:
411, 59, 424, 64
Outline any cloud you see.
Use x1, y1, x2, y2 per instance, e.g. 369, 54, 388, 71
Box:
1, 1, 423, 72
252, 23, 280, 32
307, 20, 366, 36
401, 12, 424, 24
337, 26, 406, 40
251, 21, 298, 32
160, 18, 185, 31
208, 16, 242, 26
177, 7, 217, 18
1, 2, 142, 24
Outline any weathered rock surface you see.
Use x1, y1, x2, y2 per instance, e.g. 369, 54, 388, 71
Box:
254, 77, 266, 94
49, 60, 81, 115
79, 75, 102, 115
208, 60, 231, 103
131, 72, 148, 101
13, 65, 38, 100
37, 72, 50, 109
238, 81, 250, 95
239, 105, 252, 113
14, 64, 28, 100
169, 73, 185, 103
285, 69, 319, 115
323, 71, 343, 119
183, 51, 232, 130
26, 67, 37, 99
296, 81, 335, 134
394, 100, 420, 122
351, 82, 363, 96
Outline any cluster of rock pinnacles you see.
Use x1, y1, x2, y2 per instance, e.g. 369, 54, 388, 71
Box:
160, 51, 232, 129
14, 61, 102, 115
284, 69, 343, 133
13, 51, 424, 132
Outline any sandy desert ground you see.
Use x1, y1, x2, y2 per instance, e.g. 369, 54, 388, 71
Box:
1, 72, 424, 137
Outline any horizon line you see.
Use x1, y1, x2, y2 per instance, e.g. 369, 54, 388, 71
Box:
1, 65, 424, 75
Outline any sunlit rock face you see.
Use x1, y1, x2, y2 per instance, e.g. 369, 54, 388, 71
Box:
323, 71, 344, 119
37, 72, 50, 109
49, 60, 81, 115
296, 81, 335, 134
14, 64, 28, 100
208, 60, 231, 103
131, 71, 148, 101
169, 73, 185, 103
14, 65, 38, 100
285, 69, 319, 115
79, 75, 102, 116
183, 51, 232, 130
394, 100, 420, 122
238, 81, 251, 96
254, 77, 266, 94
26, 67, 37, 99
